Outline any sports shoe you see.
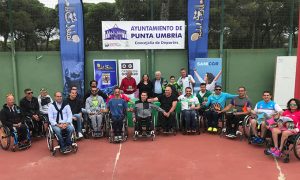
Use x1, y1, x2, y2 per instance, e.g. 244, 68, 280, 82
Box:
230, 134, 237, 138
78, 132, 83, 139
272, 149, 282, 158
114, 136, 118, 141
267, 147, 277, 154
212, 128, 218, 132
118, 136, 122, 141
207, 127, 212, 132
257, 138, 265, 144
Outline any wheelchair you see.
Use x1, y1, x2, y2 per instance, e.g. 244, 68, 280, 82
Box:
179, 110, 201, 135
156, 112, 178, 136
82, 108, 108, 138
25, 115, 47, 138
204, 105, 226, 134
133, 116, 155, 141
219, 112, 245, 140
46, 125, 78, 156
0, 124, 31, 151
243, 113, 272, 146
106, 113, 128, 143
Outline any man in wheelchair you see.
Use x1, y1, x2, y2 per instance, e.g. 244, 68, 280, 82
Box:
250, 91, 283, 144
107, 87, 129, 142
48, 92, 75, 153
204, 85, 237, 133
217, 87, 252, 138
178, 87, 201, 133
266, 98, 300, 158
0, 94, 30, 150
133, 91, 165, 137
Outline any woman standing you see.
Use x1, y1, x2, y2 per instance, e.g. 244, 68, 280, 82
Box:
137, 74, 153, 99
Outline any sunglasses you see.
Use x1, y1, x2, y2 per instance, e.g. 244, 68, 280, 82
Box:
215, 89, 222, 91
290, 104, 297, 107
27, 92, 33, 95
91, 90, 97, 92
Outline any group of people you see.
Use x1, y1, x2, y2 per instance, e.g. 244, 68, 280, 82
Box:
1, 68, 300, 159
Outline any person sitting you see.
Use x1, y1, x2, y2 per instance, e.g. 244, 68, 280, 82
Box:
66, 88, 84, 139
178, 87, 201, 133
84, 80, 108, 103
177, 68, 195, 95
37, 88, 53, 133
196, 83, 212, 118
0, 94, 29, 147
137, 74, 153, 99
250, 91, 283, 144
165, 76, 181, 97
106, 89, 131, 103
120, 70, 137, 99
48, 92, 74, 153
133, 91, 165, 135
20, 88, 43, 137
85, 87, 105, 137
204, 85, 237, 133
218, 86, 252, 138
267, 98, 300, 157
107, 87, 129, 141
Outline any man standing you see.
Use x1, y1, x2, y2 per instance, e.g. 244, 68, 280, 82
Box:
120, 70, 137, 99
20, 88, 42, 137
150, 86, 178, 133
152, 71, 168, 97
48, 92, 74, 153
66, 88, 84, 139
218, 87, 252, 138
84, 80, 108, 103
177, 68, 195, 95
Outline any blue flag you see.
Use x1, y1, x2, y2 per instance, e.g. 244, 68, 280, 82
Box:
188, 0, 210, 75
59, 0, 85, 97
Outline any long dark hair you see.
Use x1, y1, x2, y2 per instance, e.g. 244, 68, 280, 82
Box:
287, 98, 300, 111
140, 74, 150, 84
206, 72, 215, 84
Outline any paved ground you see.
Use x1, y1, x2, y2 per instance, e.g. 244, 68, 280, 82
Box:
0, 129, 299, 180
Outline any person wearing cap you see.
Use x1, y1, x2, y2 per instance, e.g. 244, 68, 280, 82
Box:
204, 85, 237, 133
38, 88, 53, 117
20, 88, 42, 137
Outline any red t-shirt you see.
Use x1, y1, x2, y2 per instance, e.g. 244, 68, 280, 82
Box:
282, 110, 300, 130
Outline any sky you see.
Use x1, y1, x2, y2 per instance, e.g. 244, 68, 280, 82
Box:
38, 0, 115, 9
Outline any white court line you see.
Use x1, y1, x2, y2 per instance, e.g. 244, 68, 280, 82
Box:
273, 157, 286, 180
112, 144, 122, 180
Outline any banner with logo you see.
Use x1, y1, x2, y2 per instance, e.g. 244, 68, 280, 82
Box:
118, 60, 141, 85
193, 58, 222, 93
102, 21, 185, 49
59, 0, 85, 97
93, 60, 118, 95
188, 0, 210, 76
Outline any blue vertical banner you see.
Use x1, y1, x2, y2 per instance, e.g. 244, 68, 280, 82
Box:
188, 0, 210, 75
93, 60, 118, 95
59, 0, 85, 97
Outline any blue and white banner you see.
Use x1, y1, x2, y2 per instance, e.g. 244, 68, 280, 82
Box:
193, 58, 222, 92
188, 0, 210, 75
93, 60, 118, 95
102, 21, 185, 49
59, 0, 85, 97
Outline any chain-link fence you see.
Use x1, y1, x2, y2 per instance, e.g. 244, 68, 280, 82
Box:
0, 0, 298, 51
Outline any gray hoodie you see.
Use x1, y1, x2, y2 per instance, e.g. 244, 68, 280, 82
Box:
133, 100, 165, 118
85, 95, 105, 114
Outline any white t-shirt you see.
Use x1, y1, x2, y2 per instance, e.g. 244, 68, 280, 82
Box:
178, 75, 195, 95
178, 94, 200, 110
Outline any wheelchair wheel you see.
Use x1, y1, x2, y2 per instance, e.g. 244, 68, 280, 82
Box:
243, 116, 251, 139
293, 134, 300, 160
82, 119, 90, 139
283, 154, 290, 163
46, 128, 54, 152
0, 126, 11, 150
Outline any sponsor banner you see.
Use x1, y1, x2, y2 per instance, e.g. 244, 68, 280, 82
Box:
188, 0, 210, 76
193, 58, 222, 93
118, 60, 141, 85
59, 0, 85, 97
93, 60, 118, 95
102, 21, 185, 49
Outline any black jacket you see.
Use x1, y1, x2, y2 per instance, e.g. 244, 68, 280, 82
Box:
20, 96, 40, 117
66, 97, 83, 114
0, 104, 24, 129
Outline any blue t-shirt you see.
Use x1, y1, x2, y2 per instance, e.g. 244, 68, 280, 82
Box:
108, 98, 127, 119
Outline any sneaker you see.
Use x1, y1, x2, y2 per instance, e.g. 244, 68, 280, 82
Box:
257, 138, 265, 144
212, 128, 218, 132
230, 134, 237, 138
272, 149, 282, 158
192, 130, 197, 133
78, 132, 83, 139
187, 130, 191, 133
225, 134, 231, 138
267, 147, 277, 154
114, 136, 118, 141
118, 136, 122, 141
207, 127, 212, 132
